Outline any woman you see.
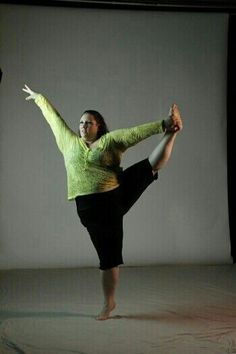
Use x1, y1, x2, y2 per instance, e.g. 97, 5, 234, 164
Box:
22, 84, 183, 320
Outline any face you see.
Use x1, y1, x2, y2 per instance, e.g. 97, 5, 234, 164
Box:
79, 114, 99, 142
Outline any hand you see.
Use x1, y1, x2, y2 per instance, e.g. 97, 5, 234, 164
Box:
22, 84, 39, 100
165, 103, 183, 132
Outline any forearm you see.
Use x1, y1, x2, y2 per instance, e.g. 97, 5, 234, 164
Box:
35, 94, 75, 152
109, 120, 165, 150
35, 94, 67, 130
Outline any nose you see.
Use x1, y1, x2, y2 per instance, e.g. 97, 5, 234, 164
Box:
81, 122, 88, 128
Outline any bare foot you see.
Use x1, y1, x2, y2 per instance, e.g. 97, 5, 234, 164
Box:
96, 301, 116, 321
165, 104, 183, 133
171, 103, 183, 132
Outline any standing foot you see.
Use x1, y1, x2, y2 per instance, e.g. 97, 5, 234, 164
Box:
96, 301, 116, 321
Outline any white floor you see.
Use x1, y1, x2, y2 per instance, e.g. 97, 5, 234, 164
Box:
0, 265, 236, 354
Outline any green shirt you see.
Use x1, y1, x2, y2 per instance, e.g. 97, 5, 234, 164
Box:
35, 95, 165, 200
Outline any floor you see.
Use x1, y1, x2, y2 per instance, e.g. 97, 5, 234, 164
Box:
0, 265, 235, 354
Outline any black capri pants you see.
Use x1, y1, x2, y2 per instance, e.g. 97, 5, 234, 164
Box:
75, 158, 158, 270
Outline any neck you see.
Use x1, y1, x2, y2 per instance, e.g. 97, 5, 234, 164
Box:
83, 137, 97, 146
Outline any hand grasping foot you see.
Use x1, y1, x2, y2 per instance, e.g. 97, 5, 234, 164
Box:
171, 104, 183, 132
165, 103, 183, 133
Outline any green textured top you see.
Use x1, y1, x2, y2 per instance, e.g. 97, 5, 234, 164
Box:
35, 95, 165, 200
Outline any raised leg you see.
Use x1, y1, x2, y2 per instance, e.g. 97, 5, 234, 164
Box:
96, 266, 119, 320
148, 131, 177, 171
148, 103, 183, 172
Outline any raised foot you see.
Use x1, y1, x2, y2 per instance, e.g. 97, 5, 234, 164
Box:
171, 103, 183, 132
96, 302, 116, 321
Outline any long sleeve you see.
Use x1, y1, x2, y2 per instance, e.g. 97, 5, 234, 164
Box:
104, 120, 165, 152
31, 102, 165, 199
35, 94, 77, 153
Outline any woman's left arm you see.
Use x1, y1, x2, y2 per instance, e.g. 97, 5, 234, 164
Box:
107, 120, 165, 151
106, 103, 182, 151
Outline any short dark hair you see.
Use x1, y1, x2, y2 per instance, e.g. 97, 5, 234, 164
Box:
79, 110, 109, 139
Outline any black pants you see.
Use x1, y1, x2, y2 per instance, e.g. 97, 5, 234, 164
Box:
75, 158, 158, 270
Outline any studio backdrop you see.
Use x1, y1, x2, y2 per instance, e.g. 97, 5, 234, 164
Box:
0, 4, 231, 269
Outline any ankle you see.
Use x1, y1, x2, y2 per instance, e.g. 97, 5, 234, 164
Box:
104, 298, 115, 307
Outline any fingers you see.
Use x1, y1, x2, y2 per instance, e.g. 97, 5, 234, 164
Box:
24, 84, 31, 91
22, 84, 31, 92
22, 84, 38, 100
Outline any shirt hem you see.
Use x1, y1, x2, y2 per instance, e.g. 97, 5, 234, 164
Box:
67, 185, 120, 200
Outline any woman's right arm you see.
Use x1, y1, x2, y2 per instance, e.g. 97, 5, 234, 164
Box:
22, 84, 76, 153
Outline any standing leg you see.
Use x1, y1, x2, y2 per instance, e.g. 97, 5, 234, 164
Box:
96, 266, 119, 320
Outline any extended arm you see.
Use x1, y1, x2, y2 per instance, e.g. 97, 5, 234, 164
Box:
106, 120, 165, 152
105, 103, 181, 151
22, 84, 76, 153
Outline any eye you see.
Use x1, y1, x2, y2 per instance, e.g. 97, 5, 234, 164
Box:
79, 121, 94, 126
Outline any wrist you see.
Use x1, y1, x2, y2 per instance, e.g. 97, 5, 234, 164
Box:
162, 120, 166, 131
163, 117, 172, 130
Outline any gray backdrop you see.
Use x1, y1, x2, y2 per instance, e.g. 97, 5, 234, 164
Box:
0, 4, 231, 269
